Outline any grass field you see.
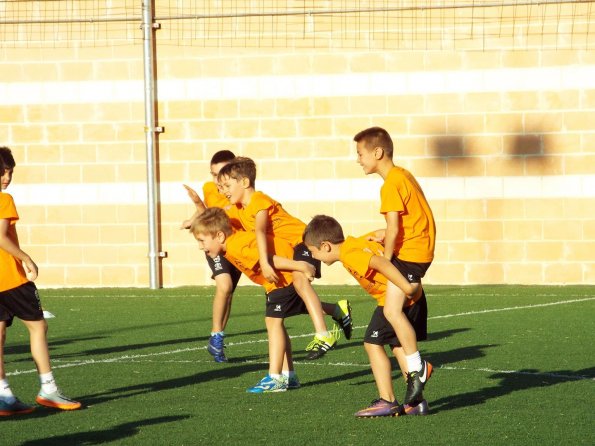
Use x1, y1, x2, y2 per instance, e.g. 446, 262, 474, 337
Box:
2, 285, 594, 445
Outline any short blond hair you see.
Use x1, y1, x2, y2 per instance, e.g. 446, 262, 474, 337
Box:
189, 207, 233, 237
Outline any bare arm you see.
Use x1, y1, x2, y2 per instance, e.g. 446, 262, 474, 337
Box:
255, 210, 279, 283
368, 254, 417, 297
383, 211, 400, 260
0, 219, 38, 281
271, 256, 315, 281
180, 184, 207, 229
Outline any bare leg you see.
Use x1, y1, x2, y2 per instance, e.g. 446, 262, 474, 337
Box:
365, 342, 396, 402
0, 322, 6, 379
22, 319, 51, 375
292, 271, 328, 334
265, 317, 286, 375
212, 273, 234, 333
383, 281, 418, 356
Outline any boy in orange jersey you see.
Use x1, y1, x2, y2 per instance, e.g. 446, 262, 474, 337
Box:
217, 157, 352, 359
181, 150, 242, 363
0, 147, 81, 416
353, 127, 436, 405
303, 214, 430, 417
190, 207, 344, 392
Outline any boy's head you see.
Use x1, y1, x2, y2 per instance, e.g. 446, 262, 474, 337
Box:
303, 215, 345, 265
0, 146, 15, 190
189, 207, 233, 258
209, 150, 235, 182
217, 157, 256, 204
353, 127, 394, 175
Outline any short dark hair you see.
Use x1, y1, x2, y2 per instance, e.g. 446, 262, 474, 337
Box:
353, 127, 393, 158
303, 215, 345, 248
210, 150, 235, 165
218, 156, 256, 188
0, 146, 15, 169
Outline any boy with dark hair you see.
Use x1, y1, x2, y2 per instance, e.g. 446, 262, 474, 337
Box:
189, 207, 343, 392
353, 126, 436, 405
0, 146, 81, 416
181, 150, 242, 363
303, 214, 430, 417
217, 157, 352, 359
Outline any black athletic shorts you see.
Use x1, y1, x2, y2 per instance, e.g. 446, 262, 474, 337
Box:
205, 253, 242, 290
363, 291, 428, 346
0, 282, 44, 327
391, 257, 432, 284
265, 284, 308, 318
293, 242, 321, 279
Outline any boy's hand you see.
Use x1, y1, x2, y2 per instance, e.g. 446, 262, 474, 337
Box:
260, 261, 280, 283
183, 184, 201, 205
22, 258, 38, 281
366, 229, 386, 243
298, 262, 316, 282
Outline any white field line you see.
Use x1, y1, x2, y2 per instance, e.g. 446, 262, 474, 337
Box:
7, 297, 594, 381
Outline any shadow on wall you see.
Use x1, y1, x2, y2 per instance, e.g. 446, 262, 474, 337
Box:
429, 128, 553, 174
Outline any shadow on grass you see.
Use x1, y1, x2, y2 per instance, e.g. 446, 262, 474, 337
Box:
430, 366, 595, 414
78, 362, 264, 406
20, 415, 190, 446
302, 343, 495, 388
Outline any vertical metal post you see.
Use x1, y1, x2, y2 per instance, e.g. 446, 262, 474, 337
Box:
141, 0, 162, 289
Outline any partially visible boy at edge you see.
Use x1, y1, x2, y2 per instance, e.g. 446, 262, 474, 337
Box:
354, 126, 436, 405
0, 146, 81, 416
303, 214, 430, 418
217, 157, 352, 360
190, 207, 345, 393
181, 150, 242, 363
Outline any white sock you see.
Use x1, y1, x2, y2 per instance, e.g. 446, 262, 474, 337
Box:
317, 331, 330, 338
269, 373, 283, 381
40, 372, 58, 394
282, 370, 296, 379
210, 331, 224, 337
406, 351, 422, 373
0, 379, 16, 403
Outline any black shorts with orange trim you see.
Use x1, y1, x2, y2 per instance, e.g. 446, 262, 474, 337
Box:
205, 253, 242, 290
391, 257, 432, 283
293, 242, 321, 279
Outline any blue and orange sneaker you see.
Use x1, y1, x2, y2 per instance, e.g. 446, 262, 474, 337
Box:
0, 398, 35, 416
207, 333, 227, 363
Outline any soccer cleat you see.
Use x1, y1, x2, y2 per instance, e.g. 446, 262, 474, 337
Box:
0, 398, 35, 416
246, 375, 288, 393
333, 299, 353, 340
404, 360, 433, 405
207, 333, 227, 363
305, 330, 338, 360
354, 398, 400, 418
36, 390, 81, 411
287, 375, 301, 390
402, 399, 430, 416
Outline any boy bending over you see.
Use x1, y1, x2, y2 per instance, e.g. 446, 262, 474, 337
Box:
190, 207, 344, 393
304, 214, 431, 417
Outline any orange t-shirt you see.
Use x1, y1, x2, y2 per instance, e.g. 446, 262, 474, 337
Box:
339, 235, 420, 308
202, 181, 242, 230
0, 192, 29, 292
224, 230, 295, 294
380, 166, 436, 263
237, 191, 305, 247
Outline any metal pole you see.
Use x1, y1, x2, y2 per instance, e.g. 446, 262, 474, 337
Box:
142, 0, 162, 289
